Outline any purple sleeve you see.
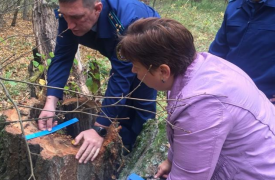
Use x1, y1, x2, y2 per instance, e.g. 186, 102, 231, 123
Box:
167, 97, 232, 180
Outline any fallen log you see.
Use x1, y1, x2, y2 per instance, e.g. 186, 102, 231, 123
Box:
0, 98, 122, 180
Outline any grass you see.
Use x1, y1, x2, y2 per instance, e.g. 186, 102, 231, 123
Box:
153, 0, 226, 120
155, 0, 226, 52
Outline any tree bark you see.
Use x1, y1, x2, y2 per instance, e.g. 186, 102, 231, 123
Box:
140, 0, 150, 5
62, 97, 98, 138
153, 0, 157, 8
32, 0, 57, 101
118, 119, 168, 179
0, 98, 123, 180
32, 0, 58, 62
0, 13, 5, 28
72, 46, 91, 96
23, 0, 29, 20
11, 0, 22, 27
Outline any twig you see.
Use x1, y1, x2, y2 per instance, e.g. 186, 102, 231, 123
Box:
0, 80, 36, 180
16, 104, 130, 120
111, 65, 152, 106
0, 76, 171, 102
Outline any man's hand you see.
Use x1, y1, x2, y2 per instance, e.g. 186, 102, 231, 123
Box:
73, 128, 104, 163
38, 96, 58, 131
154, 159, 172, 179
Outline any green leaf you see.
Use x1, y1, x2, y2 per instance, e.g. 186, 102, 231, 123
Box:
86, 77, 93, 91
46, 59, 52, 66
71, 81, 76, 85
32, 60, 39, 67
38, 65, 44, 73
91, 83, 98, 94
90, 62, 95, 70
0, 37, 5, 44
73, 58, 78, 65
5, 72, 12, 78
8, 81, 17, 86
93, 73, 100, 80
49, 52, 54, 58
29, 71, 41, 82
64, 86, 69, 90
36, 53, 41, 57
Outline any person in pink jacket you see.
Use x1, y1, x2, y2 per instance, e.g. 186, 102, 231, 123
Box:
117, 18, 275, 180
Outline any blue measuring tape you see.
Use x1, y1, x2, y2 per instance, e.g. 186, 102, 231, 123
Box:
25, 118, 79, 140
127, 173, 144, 180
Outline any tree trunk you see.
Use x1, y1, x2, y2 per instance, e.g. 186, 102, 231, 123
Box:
62, 97, 97, 138
32, 0, 58, 63
140, 0, 150, 5
0, 98, 123, 180
0, 13, 5, 28
11, 0, 22, 27
118, 119, 168, 179
23, 0, 29, 20
72, 46, 91, 96
153, 0, 157, 8
32, 0, 57, 101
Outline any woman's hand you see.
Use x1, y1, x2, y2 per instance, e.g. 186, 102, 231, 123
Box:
154, 159, 172, 179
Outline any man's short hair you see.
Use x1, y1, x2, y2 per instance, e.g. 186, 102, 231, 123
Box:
59, 0, 100, 8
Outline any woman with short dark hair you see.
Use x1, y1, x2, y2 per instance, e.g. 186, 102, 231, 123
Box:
118, 18, 275, 180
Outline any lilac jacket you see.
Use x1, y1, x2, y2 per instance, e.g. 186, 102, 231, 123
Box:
166, 52, 275, 180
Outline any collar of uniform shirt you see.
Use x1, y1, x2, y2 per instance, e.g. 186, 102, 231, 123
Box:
91, 23, 97, 32
248, 0, 264, 3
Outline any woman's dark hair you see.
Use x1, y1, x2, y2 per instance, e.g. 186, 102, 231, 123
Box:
118, 18, 196, 77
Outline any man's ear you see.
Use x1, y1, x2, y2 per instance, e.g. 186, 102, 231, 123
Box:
94, 2, 103, 14
159, 64, 171, 81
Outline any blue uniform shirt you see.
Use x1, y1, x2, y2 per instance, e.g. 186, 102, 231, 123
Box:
48, 0, 160, 144
209, 0, 275, 99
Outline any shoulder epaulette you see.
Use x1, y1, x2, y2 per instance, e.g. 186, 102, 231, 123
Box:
54, 8, 63, 19
108, 11, 125, 35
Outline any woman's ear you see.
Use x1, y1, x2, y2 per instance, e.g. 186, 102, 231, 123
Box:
159, 64, 171, 82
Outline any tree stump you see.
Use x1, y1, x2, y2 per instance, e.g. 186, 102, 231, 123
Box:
0, 98, 123, 180
118, 119, 168, 180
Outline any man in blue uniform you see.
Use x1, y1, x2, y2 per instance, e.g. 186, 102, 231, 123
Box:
209, 0, 275, 101
38, 0, 160, 163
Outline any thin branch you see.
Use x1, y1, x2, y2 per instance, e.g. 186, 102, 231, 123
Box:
0, 53, 16, 66
0, 76, 170, 102
0, 80, 36, 180
110, 65, 152, 106
16, 104, 130, 120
